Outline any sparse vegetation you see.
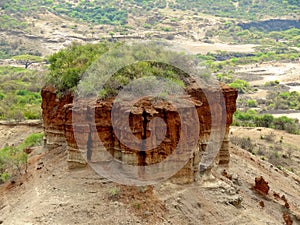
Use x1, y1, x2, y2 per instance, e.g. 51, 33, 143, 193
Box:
0, 132, 44, 183
211, 23, 300, 47
231, 127, 300, 175
199, 48, 300, 74
246, 99, 257, 107
266, 91, 300, 110
264, 132, 276, 142
1, 0, 299, 23
0, 66, 44, 121
231, 136, 254, 152
264, 80, 280, 87
0, 0, 299, 224
108, 187, 119, 201
233, 110, 300, 134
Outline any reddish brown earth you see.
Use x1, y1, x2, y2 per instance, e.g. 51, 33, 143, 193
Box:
41, 86, 74, 149
254, 176, 270, 195
41, 82, 238, 184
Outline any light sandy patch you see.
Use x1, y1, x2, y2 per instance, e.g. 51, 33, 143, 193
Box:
272, 112, 300, 121
245, 89, 269, 99
169, 40, 258, 54
237, 62, 300, 88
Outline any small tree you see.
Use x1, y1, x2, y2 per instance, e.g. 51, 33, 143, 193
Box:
12, 54, 43, 69
269, 31, 283, 42
109, 31, 115, 39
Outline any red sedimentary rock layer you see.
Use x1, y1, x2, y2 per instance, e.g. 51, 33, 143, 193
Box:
41, 82, 238, 184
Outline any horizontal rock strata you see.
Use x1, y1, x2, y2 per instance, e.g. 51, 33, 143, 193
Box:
41, 83, 237, 184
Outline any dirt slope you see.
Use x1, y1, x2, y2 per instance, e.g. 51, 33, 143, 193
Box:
0, 126, 299, 225
0, 123, 42, 149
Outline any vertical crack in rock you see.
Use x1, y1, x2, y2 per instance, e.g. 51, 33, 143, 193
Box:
141, 109, 148, 166
109, 126, 115, 158
87, 124, 92, 161
138, 109, 148, 179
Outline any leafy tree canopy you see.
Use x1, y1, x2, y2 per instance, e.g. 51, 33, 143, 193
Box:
46, 42, 113, 93
46, 41, 210, 97
12, 54, 44, 68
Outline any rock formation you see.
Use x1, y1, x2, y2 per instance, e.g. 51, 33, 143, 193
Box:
41, 86, 73, 149
254, 176, 270, 195
283, 212, 293, 225
41, 82, 238, 184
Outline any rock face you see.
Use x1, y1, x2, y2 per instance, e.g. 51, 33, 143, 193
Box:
41, 83, 238, 184
41, 86, 73, 149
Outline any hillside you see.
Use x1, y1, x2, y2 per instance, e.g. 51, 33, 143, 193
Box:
1, 0, 299, 24
0, 125, 299, 224
0, 0, 299, 58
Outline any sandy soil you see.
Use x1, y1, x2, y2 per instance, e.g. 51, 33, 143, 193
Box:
230, 126, 300, 176
272, 112, 300, 121
169, 39, 258, 54
236, 62, 300, 92
234, 61, 300, 121
0, 123, 42, 149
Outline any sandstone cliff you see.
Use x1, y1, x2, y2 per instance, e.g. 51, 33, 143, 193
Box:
41, 83, 238, 184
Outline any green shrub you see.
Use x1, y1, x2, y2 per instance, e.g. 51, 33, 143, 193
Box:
246, 99, 257, 107
233, 110, 299, 134
0, 132, 44, 183
0, 172, 10, 183
264, 80, 280, 86
161, 27, 171, 32
99, 61, 187, 98
229, 79, 251, 93
273, 116, 299, 134
19, 133, 44, 149
254, 114, 274, 127
0, 92, 5, 100
108, 187, 119, 200
234, 109, 257, 121
47, 42, 210, 97
46, 42, 112, 93
0, 146, 27, 183
0, 65, 43, 121
216, 73, 233, 83
143, 23, 152, 29
266, 91, 300, 110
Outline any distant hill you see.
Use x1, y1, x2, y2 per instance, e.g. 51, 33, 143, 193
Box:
0, 0, 299, 59
0, 0, 299, 29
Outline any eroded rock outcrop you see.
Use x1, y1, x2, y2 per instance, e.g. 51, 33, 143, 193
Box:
41, 83, 238, 184
283, 212, 293, 225
41, 86, 73, 149
254, 176, 270, 195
